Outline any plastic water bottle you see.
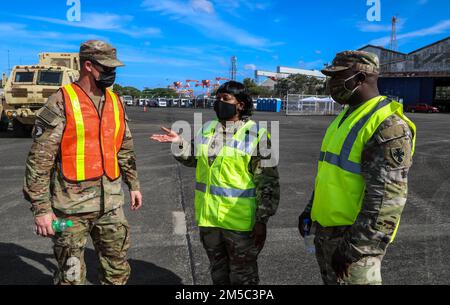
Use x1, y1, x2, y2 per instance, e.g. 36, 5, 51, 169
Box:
52, 219, 73, 233
303, 218, 315, 254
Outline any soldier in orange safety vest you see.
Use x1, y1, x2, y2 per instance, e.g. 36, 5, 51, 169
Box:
24, 40, 142, 285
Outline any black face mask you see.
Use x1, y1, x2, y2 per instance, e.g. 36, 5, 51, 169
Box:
95, 70, 116, 89
214, 100, 237, 120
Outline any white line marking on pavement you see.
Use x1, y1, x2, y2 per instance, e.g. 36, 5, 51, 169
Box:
172, 211, 187, 235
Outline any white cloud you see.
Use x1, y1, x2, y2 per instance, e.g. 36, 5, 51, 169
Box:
369, 19, 450, 47
18, 13, 161, 38
0, 22, 105, 42
357, 18, 405, 33
121, 54, 202, 67
244, 64, 257, 70
141, 0, 273, 49
315, 50, 322, 54
298, 59, 323, 70
190, 0, 215, 14
213, 0, 271, 11
358, 23, 392, 33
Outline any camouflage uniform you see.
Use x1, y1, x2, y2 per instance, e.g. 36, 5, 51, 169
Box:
175, 118, 280, 285
302, 51, 415, 285
23, 40, 139, 285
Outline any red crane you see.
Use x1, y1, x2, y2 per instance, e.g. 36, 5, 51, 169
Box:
185, 80, 199, 88
215, 77, 229, 86
201, 80, 211, 88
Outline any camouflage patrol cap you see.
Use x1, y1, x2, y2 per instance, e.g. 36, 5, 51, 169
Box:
79, 40, 124, 68
321, 50, 379, 76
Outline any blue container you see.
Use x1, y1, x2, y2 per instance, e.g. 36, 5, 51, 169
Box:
267, 99, 273, 112
271, 99, 276, 112
264, 99, 269, 111
257, 98, 262, 111
275, 98, 282, 112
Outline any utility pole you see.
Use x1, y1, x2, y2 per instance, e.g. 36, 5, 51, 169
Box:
390, 16, 398, 52
230, 56, 237, 81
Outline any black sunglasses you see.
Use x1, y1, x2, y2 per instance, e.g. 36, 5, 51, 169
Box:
92, 61, 116, 73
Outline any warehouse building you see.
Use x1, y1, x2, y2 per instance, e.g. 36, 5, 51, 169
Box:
359, 36, 450, 111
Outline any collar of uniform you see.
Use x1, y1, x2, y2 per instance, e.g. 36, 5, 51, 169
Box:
348, 95, 384, 114
218, 118, 248, 134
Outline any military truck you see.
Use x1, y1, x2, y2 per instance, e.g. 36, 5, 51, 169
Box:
0, 52, 80, 136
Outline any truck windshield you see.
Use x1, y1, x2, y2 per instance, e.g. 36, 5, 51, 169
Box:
14, 72, 34, 83
38, 71, 63, 86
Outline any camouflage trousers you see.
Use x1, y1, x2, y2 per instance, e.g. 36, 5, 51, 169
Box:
313, 223, 384, 285
199, 227, 260, 285
52, 207, 131, 285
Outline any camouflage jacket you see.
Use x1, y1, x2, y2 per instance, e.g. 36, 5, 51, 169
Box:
305, 109, 414, 263
175, 118, 280, 225
23, 88, 140, 217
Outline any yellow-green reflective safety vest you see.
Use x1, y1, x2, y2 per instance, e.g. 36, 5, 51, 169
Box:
312, 96, 416, 242
194, 119, 268, 232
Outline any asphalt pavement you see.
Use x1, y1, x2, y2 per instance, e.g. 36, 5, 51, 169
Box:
0, 107, 449, 285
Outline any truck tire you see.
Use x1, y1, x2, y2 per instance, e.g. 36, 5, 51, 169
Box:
0, 113, 8, 132
0, 121, 7, 132
12, 119, 32, 138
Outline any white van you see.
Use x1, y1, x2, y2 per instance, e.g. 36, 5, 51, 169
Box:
180, 99, 188, 107
157, 98, 167, 107
123, 95, 134, 106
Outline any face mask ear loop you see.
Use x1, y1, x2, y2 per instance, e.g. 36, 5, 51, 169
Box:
343, 72, 362, 94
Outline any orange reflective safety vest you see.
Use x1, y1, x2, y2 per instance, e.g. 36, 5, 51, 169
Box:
60, 83, 126, 182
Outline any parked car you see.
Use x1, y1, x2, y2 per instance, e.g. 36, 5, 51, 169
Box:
122, 95, 134, 106
156, 98, 167, 107
406, 104, 439, 113
148, 99, 158, 107
180, 99, 188, 107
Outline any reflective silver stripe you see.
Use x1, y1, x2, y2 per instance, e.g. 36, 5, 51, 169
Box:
320, 99, 392, 174
225, 139, 254, 155
340, 99, 391, 159
201, 136, 210, 145
195, 120, 218, 146
196, 182, 207, 193
323, 152, 361, 174
319, 151, 326, 161
225, 124, 260, 155
195, 182, 256, 198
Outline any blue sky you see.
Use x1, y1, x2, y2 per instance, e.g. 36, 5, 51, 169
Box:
0, 0, 449, 91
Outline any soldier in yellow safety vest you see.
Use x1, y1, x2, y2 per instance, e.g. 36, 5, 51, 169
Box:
298, 51, 416, 285
151, 81, 280, 285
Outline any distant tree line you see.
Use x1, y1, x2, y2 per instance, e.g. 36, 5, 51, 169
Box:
114, 74, 328, 99
243, 75, 327, 98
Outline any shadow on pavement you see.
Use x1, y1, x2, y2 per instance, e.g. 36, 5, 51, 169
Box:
0, 243, 183, 285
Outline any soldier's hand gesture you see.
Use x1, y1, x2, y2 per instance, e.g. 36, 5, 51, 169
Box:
150, 127, 181, 143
